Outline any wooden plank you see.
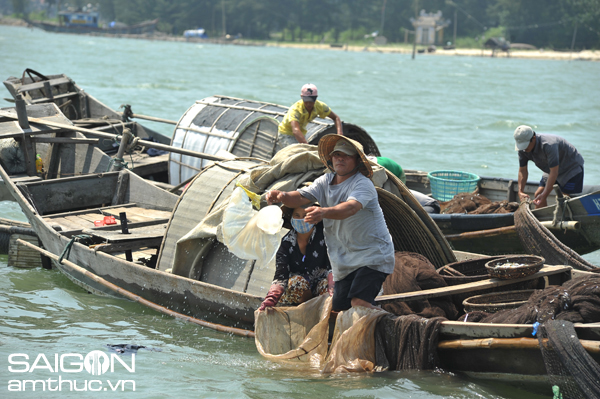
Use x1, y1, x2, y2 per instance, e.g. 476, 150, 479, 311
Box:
8, 234, 42, 268
63, 215, 96, 229
43, 203, 137, 219
30, 92, 78, 104
75, 213, 104, 223
91, 237, 163, 253
101, 207, 172, 221
87, 218, 169, 232
82, 224, 167, 243
375, 265, 572, 303
17, 77, 71, 92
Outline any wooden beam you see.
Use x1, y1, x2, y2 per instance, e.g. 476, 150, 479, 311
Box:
90, 237, 163, 253
445, 225, 516, 241
375, 265, 572, 303
438, 337, 600, 354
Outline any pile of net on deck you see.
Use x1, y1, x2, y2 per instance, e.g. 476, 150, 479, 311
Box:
462, 275, 600, 399
255, 251, 456, 373
462, 274, 600, 325
440, 190, 519, 214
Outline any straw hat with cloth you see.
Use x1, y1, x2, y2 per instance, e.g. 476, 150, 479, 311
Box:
318, 134, 373, 179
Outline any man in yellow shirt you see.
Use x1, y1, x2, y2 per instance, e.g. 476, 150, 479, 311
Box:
277, 83, 343, 149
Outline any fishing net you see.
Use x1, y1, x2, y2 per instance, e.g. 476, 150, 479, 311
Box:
538, 320, 600, 399
381, 251, 458, 319
0, 231, 9, 253
321, 307, 389, 373
0, 138, 27, 175
466, 275, 600, 325
374, 314, 446, 370
440, 190, 519, 214
254, 294, 332, 365
514, 201, 597, 271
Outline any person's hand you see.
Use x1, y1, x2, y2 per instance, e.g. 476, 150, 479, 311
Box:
518, 191, 530, 202
304, 206, 325, 224
533, 192, 548, 207
258, 284, 284, 311
265, 190, 283, 205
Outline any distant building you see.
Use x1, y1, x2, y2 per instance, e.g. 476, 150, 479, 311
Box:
410, 10, 450, 45
184, 28, 208, 39
59, 10, 99, 28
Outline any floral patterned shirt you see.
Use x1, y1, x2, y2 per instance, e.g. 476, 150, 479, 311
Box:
273, 222, 331, 289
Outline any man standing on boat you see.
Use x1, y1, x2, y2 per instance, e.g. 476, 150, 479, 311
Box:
277, 84, 344, 149
266, 135, 395, 311
514, 125, 584, 208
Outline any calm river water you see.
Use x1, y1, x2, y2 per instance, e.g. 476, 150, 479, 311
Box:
1, 25, 599, 398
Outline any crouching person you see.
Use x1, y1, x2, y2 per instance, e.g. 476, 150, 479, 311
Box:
259, 204, 334, 311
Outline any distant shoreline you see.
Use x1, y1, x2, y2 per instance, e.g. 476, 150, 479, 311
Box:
258, 42, 600, 62
3, 17, 598, 62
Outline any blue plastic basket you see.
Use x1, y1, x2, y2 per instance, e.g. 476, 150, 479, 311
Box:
427, 170, 480, 201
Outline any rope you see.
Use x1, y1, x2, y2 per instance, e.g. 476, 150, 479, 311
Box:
105, 157, 129, 172
59, 234, 92, 264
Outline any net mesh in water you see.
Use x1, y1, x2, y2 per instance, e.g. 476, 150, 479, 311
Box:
538, 320, 600, 399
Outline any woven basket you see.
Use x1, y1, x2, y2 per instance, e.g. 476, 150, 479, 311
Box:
485, 255, 545, 280
427, 170, 480, 201
463, 289, 536, 313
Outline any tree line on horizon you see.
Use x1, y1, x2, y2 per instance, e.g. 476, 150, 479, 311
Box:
9, 0, 600, 49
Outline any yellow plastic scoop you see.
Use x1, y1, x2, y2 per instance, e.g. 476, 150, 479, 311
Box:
236, 182, 262, 209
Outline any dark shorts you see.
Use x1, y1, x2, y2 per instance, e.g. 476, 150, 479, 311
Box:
539, 168, 584, 195
331, 266, 389, 311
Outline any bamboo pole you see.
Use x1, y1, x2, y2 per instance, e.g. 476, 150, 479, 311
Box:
438, 337, 600, 354
16, 239, 255, 338
0, 110, 229, 163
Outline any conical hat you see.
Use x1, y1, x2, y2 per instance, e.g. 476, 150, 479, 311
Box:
318, 134, 373, 178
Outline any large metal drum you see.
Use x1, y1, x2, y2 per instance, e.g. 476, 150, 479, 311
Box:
168, 95, 379, 185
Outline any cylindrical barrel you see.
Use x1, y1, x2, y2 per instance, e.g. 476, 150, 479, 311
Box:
168, 96, 380, 185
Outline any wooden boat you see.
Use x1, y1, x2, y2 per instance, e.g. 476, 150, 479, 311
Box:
1, 70, 175, 200
2, 104, 599, 384
405, 169, 600, 256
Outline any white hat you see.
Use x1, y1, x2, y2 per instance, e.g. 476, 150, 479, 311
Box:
514, 125, 534, 151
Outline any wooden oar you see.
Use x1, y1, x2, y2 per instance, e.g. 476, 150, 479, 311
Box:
0, 110, 229, 163
16, 238, 255, 338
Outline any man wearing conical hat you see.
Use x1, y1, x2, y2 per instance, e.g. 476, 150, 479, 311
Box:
266, 134, 395, 311
277, 83, 344, 149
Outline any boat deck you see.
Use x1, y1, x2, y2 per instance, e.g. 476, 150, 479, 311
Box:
43, 203, 171, 263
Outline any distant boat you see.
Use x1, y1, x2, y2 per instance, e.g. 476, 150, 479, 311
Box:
25, 10, 158, 35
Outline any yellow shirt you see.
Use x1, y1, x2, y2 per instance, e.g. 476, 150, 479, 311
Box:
278, 100, 332, 136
